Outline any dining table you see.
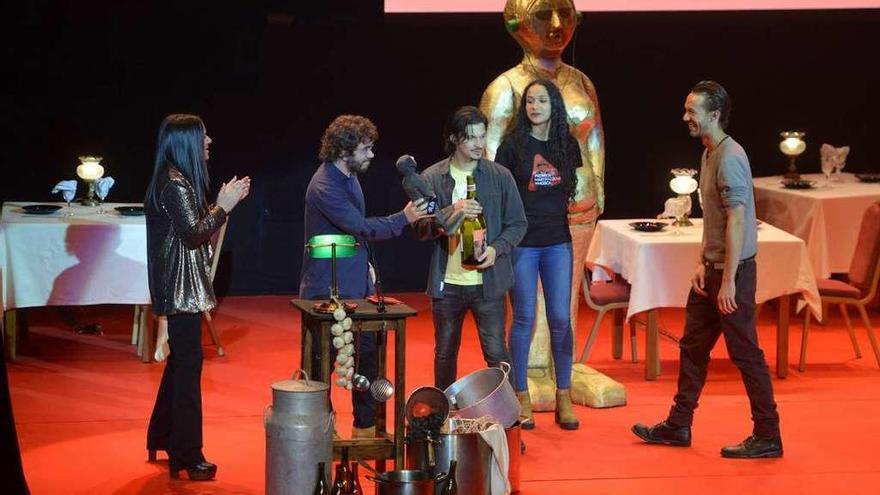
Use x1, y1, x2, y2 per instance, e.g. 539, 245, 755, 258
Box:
0, 201, 150, 360
585, 218, 821, 380
753, 172, 880, 279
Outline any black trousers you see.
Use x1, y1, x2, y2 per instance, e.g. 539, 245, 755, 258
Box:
667, 259, 781, 438
432, 284, 510, 391
147, 313, 206, 467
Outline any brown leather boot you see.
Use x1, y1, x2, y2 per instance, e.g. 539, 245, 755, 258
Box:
517, 391, 535, 430
555, 389, 579, 430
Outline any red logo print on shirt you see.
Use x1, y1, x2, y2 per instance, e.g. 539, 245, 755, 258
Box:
528, 153, 562, 191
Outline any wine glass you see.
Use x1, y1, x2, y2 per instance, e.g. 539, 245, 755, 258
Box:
821, 159, 835, 188
96, 188, 108, 214
834, 160, 846, 182
63, 190, 75, 216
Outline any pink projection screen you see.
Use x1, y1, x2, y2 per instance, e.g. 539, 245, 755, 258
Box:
385, 1, 880, 13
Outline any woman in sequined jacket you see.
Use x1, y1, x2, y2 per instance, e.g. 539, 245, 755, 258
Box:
144, 114, 250, 481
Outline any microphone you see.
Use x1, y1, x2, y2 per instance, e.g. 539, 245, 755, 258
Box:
396, 154, 437, 214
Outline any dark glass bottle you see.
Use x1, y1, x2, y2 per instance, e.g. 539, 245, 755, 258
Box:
441, 460, 458, 495
460, 175, 487, 269
350, 463, 363, 495
313, 462, 331, 495
330, 463, 350, 495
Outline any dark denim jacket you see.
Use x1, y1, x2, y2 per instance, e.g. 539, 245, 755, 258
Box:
413, 158, 527, 300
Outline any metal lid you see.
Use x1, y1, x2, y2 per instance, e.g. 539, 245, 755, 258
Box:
271, 370, 329, 393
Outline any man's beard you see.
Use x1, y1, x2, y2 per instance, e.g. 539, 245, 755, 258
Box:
346, 157, 370, 174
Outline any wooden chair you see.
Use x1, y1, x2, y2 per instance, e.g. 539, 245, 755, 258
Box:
134, 219, 228, 361
799, 201, 880, 371
579, 261, 640, 363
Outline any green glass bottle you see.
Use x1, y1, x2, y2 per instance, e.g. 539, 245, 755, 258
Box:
313, 462, 331, 495
460, 175, 487, 269
441, 460, 458, 495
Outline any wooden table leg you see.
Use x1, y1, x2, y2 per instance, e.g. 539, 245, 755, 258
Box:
4, 310, 17, 361
776, 295, 790, 378
612, 309, 624, 359
394, 320, 406, 469
140, 306, 154, 363
646, 309, 659, 380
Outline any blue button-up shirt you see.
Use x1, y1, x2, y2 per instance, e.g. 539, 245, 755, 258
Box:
299, 162, 409, 299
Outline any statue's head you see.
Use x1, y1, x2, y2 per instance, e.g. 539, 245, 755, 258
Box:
504, 0, 579, 59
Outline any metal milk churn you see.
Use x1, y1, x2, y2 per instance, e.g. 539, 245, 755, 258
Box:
265, 370, 334, 495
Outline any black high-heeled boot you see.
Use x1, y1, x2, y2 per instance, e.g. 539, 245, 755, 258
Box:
169, 461, 217, 481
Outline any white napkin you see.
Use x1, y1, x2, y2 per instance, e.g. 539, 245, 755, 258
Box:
477, 423, 511, 495
95, 176, 115, 201
52, 180, 77, 203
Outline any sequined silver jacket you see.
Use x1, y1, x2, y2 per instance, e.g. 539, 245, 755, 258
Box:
146, 167, 227, 316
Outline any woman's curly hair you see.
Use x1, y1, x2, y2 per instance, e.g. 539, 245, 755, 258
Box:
319, 115, 378, 161
505, 79, 579, 199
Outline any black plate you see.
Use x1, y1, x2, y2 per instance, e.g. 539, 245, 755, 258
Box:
629, 221, 667, 232
21, 204, 62, 215
781, 179, 817, 189
115, 206, 145, 216
855, 174, 880, 183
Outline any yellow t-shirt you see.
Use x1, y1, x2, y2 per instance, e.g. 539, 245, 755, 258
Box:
444, 165, 482, 286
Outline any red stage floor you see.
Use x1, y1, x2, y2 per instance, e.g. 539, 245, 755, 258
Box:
7, 294, 880, 494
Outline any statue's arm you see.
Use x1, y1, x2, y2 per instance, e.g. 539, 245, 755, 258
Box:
479, 74, 517, 161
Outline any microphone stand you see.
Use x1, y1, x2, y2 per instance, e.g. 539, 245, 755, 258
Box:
366, 241, 386, 313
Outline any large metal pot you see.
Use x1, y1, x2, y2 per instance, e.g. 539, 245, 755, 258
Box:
407, 423, 521, 494
444, 362, 520, 428
368, 470, 446, 495
265, 370, 334, 495
406, 431, 493, 495
506, 422, 521, 493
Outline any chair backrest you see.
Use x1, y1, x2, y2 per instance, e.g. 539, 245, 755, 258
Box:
849, 201, 880, 295
209, 219, 228, 283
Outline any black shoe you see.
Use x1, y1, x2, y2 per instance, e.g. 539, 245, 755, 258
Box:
721, 435, 783, 458
631, 421, 692, 447
170, 461, 217, 481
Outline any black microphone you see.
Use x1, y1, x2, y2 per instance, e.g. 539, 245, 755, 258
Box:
396, 154, 437, 214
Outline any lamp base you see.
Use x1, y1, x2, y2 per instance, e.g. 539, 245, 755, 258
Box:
80, 197, 100, 206
783, 170, 801, 180
673, 216, 694, 227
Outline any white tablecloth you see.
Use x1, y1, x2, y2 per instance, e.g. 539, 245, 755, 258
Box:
585, 219, 821, 321
0, 202, 149, 311
754, 173, 880, 279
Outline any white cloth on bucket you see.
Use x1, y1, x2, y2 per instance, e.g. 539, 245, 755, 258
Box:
51, 180, 77, 203
95, 176, 115, 200
478, 423, 510, 495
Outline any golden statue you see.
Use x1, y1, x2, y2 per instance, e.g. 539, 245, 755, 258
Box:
481, 0, 623, 410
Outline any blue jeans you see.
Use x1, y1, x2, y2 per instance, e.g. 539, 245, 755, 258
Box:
509, 242, 573, 392
432, 284, 510, 391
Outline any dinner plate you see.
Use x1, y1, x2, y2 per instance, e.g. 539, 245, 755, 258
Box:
629, 221, 667, 232
115, 206, 145, 216
21, 204, 62, 215
855, 173, 880, 183
781, 179, 817, 189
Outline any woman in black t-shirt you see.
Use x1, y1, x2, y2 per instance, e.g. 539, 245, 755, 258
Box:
495, 79, 581, 430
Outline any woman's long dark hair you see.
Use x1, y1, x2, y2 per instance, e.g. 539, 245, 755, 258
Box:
505, 79, 578, 199
145, 114, 210, 211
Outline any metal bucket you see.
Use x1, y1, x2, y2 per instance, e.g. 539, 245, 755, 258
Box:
406, 431, 493, 495
368, 470, 445, 495
265, 370, 334, 495
444, 362, 520, 428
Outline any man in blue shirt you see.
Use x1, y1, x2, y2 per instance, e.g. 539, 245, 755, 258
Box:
300, 114, 427, 437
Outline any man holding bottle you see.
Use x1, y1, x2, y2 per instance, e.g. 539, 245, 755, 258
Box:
414, 106, 527, 390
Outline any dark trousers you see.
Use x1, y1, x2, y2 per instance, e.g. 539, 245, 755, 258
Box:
147, 313, 206, 467
667, 259, 781, 438
432, 283, 511, 391
310, 328, 378, 429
